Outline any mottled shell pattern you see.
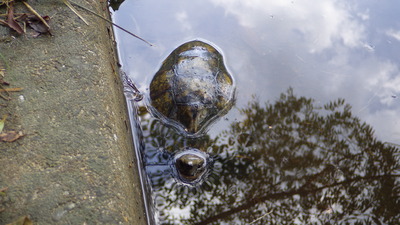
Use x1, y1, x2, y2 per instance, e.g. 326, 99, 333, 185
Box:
149, 40, 235, 136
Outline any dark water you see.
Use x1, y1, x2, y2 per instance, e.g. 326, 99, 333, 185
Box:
113, 0, 400, 224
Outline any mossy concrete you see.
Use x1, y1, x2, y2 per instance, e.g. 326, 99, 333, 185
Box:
0, 0, 146, 224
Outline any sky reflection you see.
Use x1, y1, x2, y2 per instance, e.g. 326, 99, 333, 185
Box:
113, 0, 400, 143
114, 1, 400, 223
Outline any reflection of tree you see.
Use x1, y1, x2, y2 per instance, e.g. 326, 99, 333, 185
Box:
140, 89, 400, 225
109, 0, 125, 11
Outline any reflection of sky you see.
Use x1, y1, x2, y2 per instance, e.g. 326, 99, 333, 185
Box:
113, 0, 400, 143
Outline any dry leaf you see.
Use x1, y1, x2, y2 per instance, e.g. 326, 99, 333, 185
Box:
26, 15, 51, 35
6, 216, 33, 225
0, 130, 24, 142
0, 60, 5, 77
6, 2, 24, 34
0, 115, 7, 133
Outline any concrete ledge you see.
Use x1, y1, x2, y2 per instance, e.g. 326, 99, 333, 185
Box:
0, 0, 146, 224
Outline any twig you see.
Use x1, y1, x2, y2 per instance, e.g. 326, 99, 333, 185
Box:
62, 0, 89, 25
68, 0, 153, 46
248, 210, 273, 225
22, 1, 50, 29
383, 142, 400, 148
0, 92, 10, 100
0, 13, 31, 16
0, 87, 23, 92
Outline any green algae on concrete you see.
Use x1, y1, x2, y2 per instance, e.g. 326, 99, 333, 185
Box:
0, 0, 146, 224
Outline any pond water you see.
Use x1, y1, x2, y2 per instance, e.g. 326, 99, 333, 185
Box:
112, 0, 400, 224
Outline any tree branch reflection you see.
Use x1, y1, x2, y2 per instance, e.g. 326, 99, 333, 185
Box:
140, 88, 400, 224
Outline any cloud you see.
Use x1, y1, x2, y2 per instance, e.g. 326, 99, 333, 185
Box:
386, 29, 400, 42
210, 0, 367, 52
365, 61, 400, 106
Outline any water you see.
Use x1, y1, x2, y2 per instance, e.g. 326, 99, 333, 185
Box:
113, 0, 400, 224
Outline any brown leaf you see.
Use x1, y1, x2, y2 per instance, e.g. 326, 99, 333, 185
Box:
0, 60, 6, 79
0, 130, 24, 142
0, 187, 8, 193
26, 15, 51, 34
6, 216, 33, 225
6, 2, 24, 34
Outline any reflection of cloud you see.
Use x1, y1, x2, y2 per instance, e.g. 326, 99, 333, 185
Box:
210, 0, 367, 53
366, 109, 400, 143
115, 0, 400, 144
386, 29, 400, 41
175, 11, 192, 31
206, 0, 399, 144
365, 61, 400, 106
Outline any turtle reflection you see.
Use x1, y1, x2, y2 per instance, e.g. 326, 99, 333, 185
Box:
173, 148, 210, 185
143, 146, 212, 187
140, 88, 400, 225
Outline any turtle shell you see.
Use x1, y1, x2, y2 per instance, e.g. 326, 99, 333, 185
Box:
149, 40, 235, 136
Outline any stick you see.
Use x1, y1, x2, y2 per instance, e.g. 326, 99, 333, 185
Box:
62, 0, 89, 25
0, 87, 23, 92
68, 0, 153, 46
22, 1, 50, 29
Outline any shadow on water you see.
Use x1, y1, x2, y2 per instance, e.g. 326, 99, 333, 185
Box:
137, 88, 400, 224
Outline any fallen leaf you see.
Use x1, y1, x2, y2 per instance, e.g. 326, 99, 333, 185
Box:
0, 60, 5, 77
0, 187, 7, 195
26, 15, 51, 35
22, 1, 50, 30
6, 216, 33, 225
0, 115, 7, 133
6, 2, 24, 34
0, 130, 24, 142
15, 14, 52, 36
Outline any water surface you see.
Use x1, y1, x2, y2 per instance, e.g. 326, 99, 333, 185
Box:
113, 0, 400, 224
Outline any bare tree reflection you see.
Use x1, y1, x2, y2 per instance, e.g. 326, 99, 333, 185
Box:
140, 88, 400, 225
109, 0, 125, 11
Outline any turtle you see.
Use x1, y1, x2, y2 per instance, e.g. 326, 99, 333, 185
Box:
149, 40, 235, 136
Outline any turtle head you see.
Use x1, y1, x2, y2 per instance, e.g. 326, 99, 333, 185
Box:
177, 103, 210, 134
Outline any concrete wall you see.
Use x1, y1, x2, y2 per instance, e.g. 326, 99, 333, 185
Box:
0, 0, 146, 224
